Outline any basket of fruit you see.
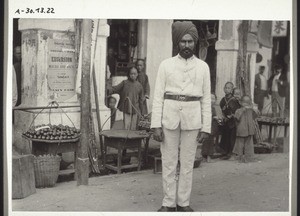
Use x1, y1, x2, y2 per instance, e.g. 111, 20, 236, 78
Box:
22, 124, 81, 143
33, 154, 61, 188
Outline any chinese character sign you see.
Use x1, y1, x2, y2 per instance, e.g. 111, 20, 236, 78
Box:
271, 21, 287, 37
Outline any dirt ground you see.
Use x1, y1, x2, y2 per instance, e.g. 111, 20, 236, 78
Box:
12, 152, 289, 212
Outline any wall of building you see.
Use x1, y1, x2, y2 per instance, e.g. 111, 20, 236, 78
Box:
145, 19, 173, 113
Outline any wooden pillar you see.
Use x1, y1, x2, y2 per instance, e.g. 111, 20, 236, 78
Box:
137, 20, 148, 59
77, 19, 92, 186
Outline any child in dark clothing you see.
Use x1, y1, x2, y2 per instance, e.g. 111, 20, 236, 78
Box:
202, 94, 222, 162
219, 82, 241, 158
233, 95, 259, 163
108, 96, 117, 129
109, 66, 145, 130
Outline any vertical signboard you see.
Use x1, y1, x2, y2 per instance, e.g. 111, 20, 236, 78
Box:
47, 32, 77, 102
271, 21, 288, 37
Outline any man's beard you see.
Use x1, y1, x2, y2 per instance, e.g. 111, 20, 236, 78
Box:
179, 47, 194, 59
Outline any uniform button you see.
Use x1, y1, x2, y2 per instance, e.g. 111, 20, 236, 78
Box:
179, 107, 183, 111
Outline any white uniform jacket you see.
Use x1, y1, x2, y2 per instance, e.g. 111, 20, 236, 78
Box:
151, 55, 211, 133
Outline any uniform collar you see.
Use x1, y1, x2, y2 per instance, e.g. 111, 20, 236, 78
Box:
177, 54, 195, 61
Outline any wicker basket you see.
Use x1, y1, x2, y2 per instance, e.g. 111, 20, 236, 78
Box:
33, 155, 61, 188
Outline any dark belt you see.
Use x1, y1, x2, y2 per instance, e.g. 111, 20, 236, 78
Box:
164, 94, 201, 102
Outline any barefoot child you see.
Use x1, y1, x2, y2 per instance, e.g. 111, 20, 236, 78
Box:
233, 95, 258, 162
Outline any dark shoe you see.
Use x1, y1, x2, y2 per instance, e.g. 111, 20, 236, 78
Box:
176, 205, 194, 212
157, 206, 176, 212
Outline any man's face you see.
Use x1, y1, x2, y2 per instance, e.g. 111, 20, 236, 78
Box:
129, 68, 138, 81
14, 46, 21, 62
178, 34, 195, 59
224, 83, 233, 95
136, 60, 144, 73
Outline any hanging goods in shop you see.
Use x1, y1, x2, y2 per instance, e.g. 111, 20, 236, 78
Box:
22, 101, 81, 142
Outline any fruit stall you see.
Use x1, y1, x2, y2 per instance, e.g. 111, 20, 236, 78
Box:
256, 116, 289, 142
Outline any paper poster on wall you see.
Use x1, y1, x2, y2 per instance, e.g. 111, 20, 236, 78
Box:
47, 34, 77, 102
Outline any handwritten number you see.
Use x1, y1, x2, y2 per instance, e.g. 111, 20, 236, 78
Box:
47, 8, 55, 13
16, 7, 55, 14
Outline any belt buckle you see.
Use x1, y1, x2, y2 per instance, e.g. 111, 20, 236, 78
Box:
178, 95, 186, 101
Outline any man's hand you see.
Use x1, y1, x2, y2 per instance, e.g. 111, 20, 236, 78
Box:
153, 127, 164, 142
196, 131, 209, 143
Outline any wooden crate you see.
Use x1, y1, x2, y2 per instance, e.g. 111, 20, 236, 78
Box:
12, 154, 36, 199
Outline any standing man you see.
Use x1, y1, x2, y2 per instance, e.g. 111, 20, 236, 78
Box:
254, 66, 268, 113
136, 59, 150, 114
268, 64, 287, 117
151, 21, 211, 212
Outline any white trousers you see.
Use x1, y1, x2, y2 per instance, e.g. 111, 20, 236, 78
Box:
161, 126, 199, 207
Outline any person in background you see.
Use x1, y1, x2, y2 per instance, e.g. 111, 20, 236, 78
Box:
107, 96, 117, 129
254, 66, 268, 113
201, 93, 221, 162
232, 95, 258, 163
219, 82, 241, 159
109, 66, 145, 130
136, 59, 150, 115
107, 47, 117, 78
268, 64, 287, 117
151, 21, 211, 212
13, 46, 22, 106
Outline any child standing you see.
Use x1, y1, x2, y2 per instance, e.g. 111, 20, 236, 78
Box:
233, 95, 258, 162
107, 96, 118, 129
202, 94, 222, 162
109, 66, 145, 130
219, 82, 241, 158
